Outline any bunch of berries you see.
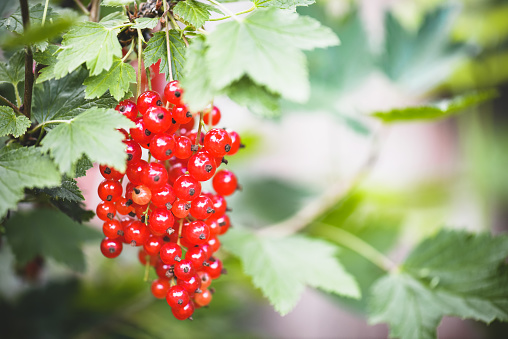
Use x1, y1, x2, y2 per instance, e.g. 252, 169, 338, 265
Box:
97, 80, 242, 320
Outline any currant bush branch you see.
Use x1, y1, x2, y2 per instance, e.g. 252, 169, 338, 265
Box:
19, 0, 33, 120
0, 95, 23, 115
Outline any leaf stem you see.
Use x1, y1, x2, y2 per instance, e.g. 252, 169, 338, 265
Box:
19, 0, 33, 120
121, 40, 136, 63
209, 5, 255, 21
136, 29, 143, 97
207, 0, 241, 22
73, 0, 89, 15
195, 111, 204, 148
32, 119, 72, 132
0, 94, 22, 115
313, 222, 397, 272
41, 0, 50, 27
197, 28, 209, 35
162, 0, 174, 82
13, 84, 22, 107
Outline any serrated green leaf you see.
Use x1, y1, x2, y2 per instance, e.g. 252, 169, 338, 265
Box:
369, 230, 508, 339
0, 50, 24, 87
132, 17, 159, 29
180, 36, 215, 111
0, 107, 30, 138
173, 0, 221, 28
40, 108, 134, 175
144, 30, 186, 82
84, 57, 136, 101
99, 12, 130, 28
34, 45, 59, 83
0, 147, 61, 218
54, 20, 123, 78
222, 228, 360, 315
254, 0, 315, 11
224, 76, 281, 118
33, 68, 116, 124
102, 0, 135, 7
5, 209, 101, 271
74, 155, 93, 178
371, 90, 497, 123
50, 199, 94, 223
35, 176, 84, 202
206, 8, 339, 103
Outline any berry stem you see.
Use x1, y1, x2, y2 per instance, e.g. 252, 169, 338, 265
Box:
209, 5, 255, 21
136, 29, 143, 98
121, 41, 135, 63
41, 0, 50, 26
207, 0, 241, 22
177, 218, 183, 247
143, 255, 150, 282
162, 0, 174, 82
0, 95, 22, 115
195, 111, 204, 148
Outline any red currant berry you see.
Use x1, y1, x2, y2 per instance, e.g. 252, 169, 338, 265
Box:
205, 257, 223, 279
190, 195, 215, 220
197, 271, 212, 289
131, 184, 152, 205
151, 278, 171, 299
174, 259, 196, 280
124, 220, 150, 246
187, 151, 216, 181
100, 237, 123, 258
124, 139, 142, 164
203, 128, 232, 157
168, 162, 187, 185
151, 183, 176, 209
173, 174, 201, 201
155, 259, 174, 279
102, 219, 123, 239
141, 162, 168, 189
164, 80, 184, 106
126, 160, 149, 185
160, 242, 182, 265
116, 197, 134, 215
96, 201, 116, 221
137, 90, 162, 116
99, 164, 124, 181
172, 200, 191, 219
172, 105, 193, 124
144, 106, 173, 133
183, 220, 210, 246
138, 249, 157, 266
177, 274, 201, 296
216, 214, 231, 235
166, 285, 190, 309
186, 246, 208, 268
194, 288, 212, 307
207, 235, 221, 253
171, 301, 195, 320
149, 133, 175, 161
204, 217, 220, 236
143, 234, 165, 256
212, 170, 238, 196
180, 115, 195, 131
174, 136, 193, 159
210, 194, 227, 217
98, 179, 123, 202
227, 130, 242, 155
148, 207, 175, 235
115, 100, 138, 121
203, 106, 221, 126
130, 117, 153, 148
134, 203, 150, 219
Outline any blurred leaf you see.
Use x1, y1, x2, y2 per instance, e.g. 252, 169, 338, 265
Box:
102, 0, 133, 7
372, 90, 497, 123
3, 18, 74, 49
35, 176, 84, 202
222, 228, 360, 315
0, 50, 24, 87
5, 209, 100, 271
49, 199, 94, 223
34, 44, 59, 84
369, 230, 508, 339
225, 77, 281, 118
132, 17, 159, 29
253, 0, 315, 11
84, 57, 136, 101
0, 106, 30, 138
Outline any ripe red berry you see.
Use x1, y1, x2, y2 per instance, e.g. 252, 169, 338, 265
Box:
167, 162, 187, 185
186, 246, 208, 268
100, 237, 123, 258
177, 274, 201, 296
198, 271, 212, 289
207, 236, 221, 253
187, 151, 216, 181
141, 162, 168, 189
99, 164, 124, 181
98, 179, 123, 202
131, 184, 152, 205
212, 170, 238, 196
143, 234, 165, 256
210, 194, 227, 217
227, 130, 242, 155
130, 117, 153, 149
172, 105, 193, 124
151, 278, 171, 299
174, 259, 196, 280
203, 128, 232, 157
190, 195, 215, 220
115, 100, 138, 121
124, 139, 142, 164
172, 199, 191, 218
205, 257, 223, 279
174, 136, 193, 159
173, 175, 201, 201
138, 249, 158, 266
166, 285, 190, 309
137, 90, 162, 116
149, 133, 175, 161
155, 259, 175, 279
126, 160, 149, 185
160, 242, 182, 265
102, 219, 123, 239
148, 207, 175, 235
216, 214, 231, 235
116, 197, 134, 215
164, 80, 184, 106
151, 183, 176, 209
144, 106, 173, 133
194, 288, 212, 307
96, 201, 116, 221
171, 301, 195, 320
183, 220, 210, 246
203, 106, 221, 126
124, 220, 150, 246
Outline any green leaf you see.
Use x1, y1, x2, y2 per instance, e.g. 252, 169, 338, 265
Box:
144, 30, 186, 82
0, 107, 30, 138
371, 90, 497, 123
40, 108, 134, 175
33, 68, 116, 124
180, 36, 215, 112
132, 17, 159, 29
4, 209, 101, 271
34, 45, 59, 83
49, 199, 94, 223
74, 155, 94, 178
3, 18, 74, 49
35, 176, 84, 202
0, 147, 61, 218
369, 230, 508, 339
0, 50, 24, 87
102, 0, 135, 7
254, 0, 315, 11
54, 20, 123, 78
205, 8, 339, 103
222, 228, 360, 315
173, 0, 222, 28
84, 57, 136, 101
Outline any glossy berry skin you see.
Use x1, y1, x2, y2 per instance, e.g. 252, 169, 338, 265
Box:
126, 160, 148, 185
124, 220, 150, 246
183, 220, 210, 246
186, 246, 208, 268
174, 136, 193, 159
98, 180, 123, 202
131, 184, 152, 205
204, 217, 220, 236
124, 139, 142, 164
187, 151, 216, 181
115, 100, 138, 121
168, 162, 187, 185
207, 236, 221, 253
149, 133, 175, 161
172, 301, 195, 320
205, 257, 223, 279
213, 170, 238, 196
151, 183, 176, 209
100, 238, 123, 258
166, 285, 190, 309
210, 194, 227, 217
155, 260, 174, 279
138, 249, 158, 266
190, 195, 214, 220
164, 80, 184, 106
143, 234, 165, 256
96, 201, 116, 221
172, 199, 191, 218
198, 271, 212, 289
160, 242, 182, 265
173, 175, 201, 201
180, 116, 195, 131
144, 106, 173, 133
227, 130, 241, 155
148, 207, 174, 235
116, 197, 134, 215
203, 106, 221, 126
141, 162, 168, 189
151, 278, 171, 299
194, 289, 212, 307
203, 128, 232, 157
130, 117, 153, 148
134, 203, 150, 219
174, 259, 196, 280
216, 214, 231, 235
177, 274, 201, 296
172, 105, 193, 124
99, 164, 124, 181
137, 90, 162, 116
102, 219, 123, 239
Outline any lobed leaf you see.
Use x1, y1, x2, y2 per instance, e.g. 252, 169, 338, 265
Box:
144, 31, 186, 82
84, 57, 136, 101
0, 107, 31, 138
253, 0, 315, 11
132, 17, 159, 29
0, 50, 25, 87
173, 0, 222, 28
225, 77, 281, 118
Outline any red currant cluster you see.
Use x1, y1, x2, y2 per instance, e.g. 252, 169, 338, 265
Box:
96, 80, 242, 320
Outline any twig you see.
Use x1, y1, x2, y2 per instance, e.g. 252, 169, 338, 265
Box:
19, 0, 33, 120
73, 0, 90, 15
0, 95, 23, 115
209, 5, 255, 21
89, 0, 100, 22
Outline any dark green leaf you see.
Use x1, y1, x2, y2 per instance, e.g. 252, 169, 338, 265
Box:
84, 57, 136, 101
3, 18, 74, 49
74, 155, 93, 178
34, 44, 59, 83
5, 209, 101, 271
132, 17, 159, 29
0, 147, 61, 218
0, 106, 30, 138
369, 230, 508, 339
144, 30, 186, 82
225, 76, 281, 118
0, 50, 24, 86
254, 0, 315, 11
371, 90, 497, 122
222, 228, 360, 315
35, 176, 84, 202
40, 108, 135, 174
33, 67, 116, 124
173, 0, 222, 28
49, 199, 94, 223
